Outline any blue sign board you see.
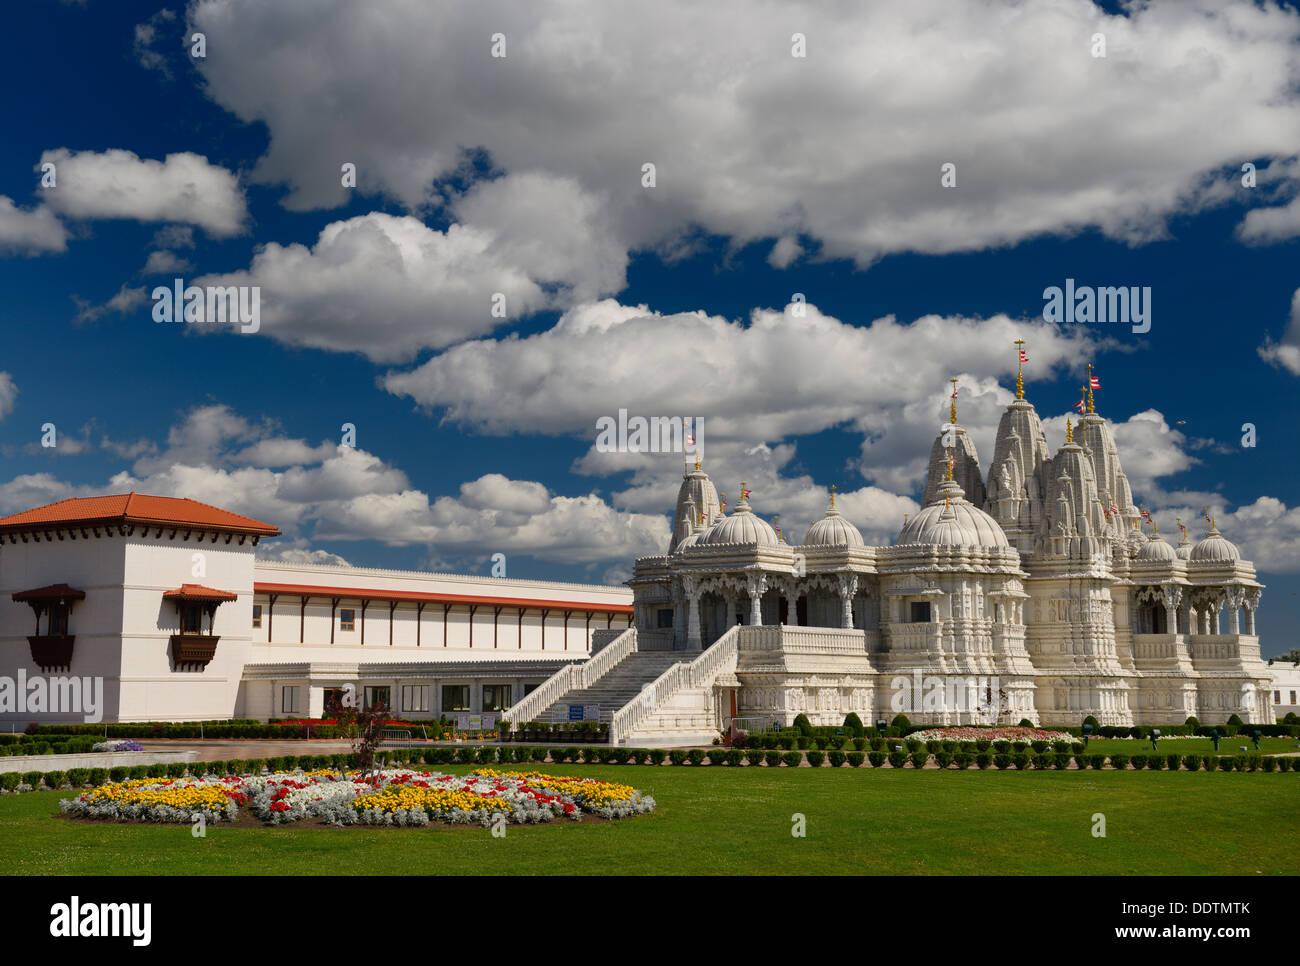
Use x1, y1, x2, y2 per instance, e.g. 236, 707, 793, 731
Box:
568, 704, 584, 721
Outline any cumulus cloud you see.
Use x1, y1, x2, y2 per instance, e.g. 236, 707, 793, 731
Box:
0, 196, 66, 254
142, 249, 193, 274
191, 0, 1300, 265
0, 373, 16, 420
73, 284, 148, 323
38, 149, 247, 236
1259, 287, 1300, 376
193, 173, 625, 360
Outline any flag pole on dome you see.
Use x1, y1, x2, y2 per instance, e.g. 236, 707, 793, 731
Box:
1087, 363, 1099, 414
950, 377, 959, 424
829, 483, 836, 509
1065, 416, 1073, 443
1014, 339, 1027, 399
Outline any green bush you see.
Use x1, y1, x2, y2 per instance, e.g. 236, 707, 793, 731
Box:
1082, 715, 1100, 732
934, 751, 953, 769
868, 752, 886, 767
0, 772, 20, 791
474, 747, 494, 764
846, 752, 864, 768
1073, 755, 1090, 770
793, 713, 813, 736
128, 766, 148, 779
1217, 755, 1235, 771
869, 737, 884, 751
22, 771, 43, 788
687, 749, 706, 765
1014, 754, 1032, 770
974, 753, 992, 769
781, 751, 803, 768
1185, 716, 1199, 729
975, 739, 992, 753
1147, 754, 1165, 771
1070, 742, 1085, 755
908, 752, 927, 769
667, 750, 686, 765
745, 749, 765, 767
765, 751, 782, 767
1012, 740, 1028, 753
953, 753, 972, 769
88, 767, 108, 785
1182, 754, 1201, 771
647, 749, 668, 765
43, 770, 67, 788
1030, 741, 1048, 754
1032, 754, 1052, 770
1018, 718, 1035, 728
530, 747, 549, 763
843, 712, 864, 737
1278, 757, 1293, 772
993, 754, 1012, 770
1089, 754, 1106, 770
804, 750, 824, 767
1053, 753, 1071, 770
1227, 714, 1243, 726
1244, 754, 1261, 772
992, 740, 1011, 754
727, 749, 744, 766
1261, 756, 1278, 772
887, 751, 907, 768
1109, 754, 1129, 770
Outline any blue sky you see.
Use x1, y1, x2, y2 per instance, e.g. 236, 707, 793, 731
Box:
1, 0, 1298, 653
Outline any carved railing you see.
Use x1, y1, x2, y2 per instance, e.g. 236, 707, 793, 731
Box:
611, 625, 739, 745
737, 625, 871, 655
501, 627, 637, 727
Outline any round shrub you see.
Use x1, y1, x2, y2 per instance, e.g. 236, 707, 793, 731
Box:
746, 749, 766, 767
128, 766, 148, 779
909, 752, 928, 769
43, 770, 66, 788
530, 747, 549, 763
1261, 756, 1278, 772
1018, 718, 1035, 728
993, 754, 1012, 770
22, 771, 43, 788
1053, 753, 1071, 769
1147, 754, 1165, 771
887, 751, 907, 768
765, 751, 782, 768
974, 753, 992, 770
647, 749, 668, 765
1033, 754, 1052, 770
993, 741, 1011, 754
782, 751, 803, 768
793, 713, 813, 736
687, 749, 707, 765
88, 768, 108, 786
1014, 754, 1032, 770
890, 714, 911, 732
868, 752, 886, 768
953, 753, 972, 769
1030, 741, 1048, 754
669, 750, 688, 765
854, 738, 868, 751
1182, 754, 1201, 771
843, 712, 864, 736
847, 752, 865, 768
975, 739, 992, 753
1278, 757, 1293, 772
1131, 754, 1150, 769
1012, 741, 1028, 753
1089, 754, 1106, 770
934, 752, 953, 769
726, 749, 744, 766
166, 762, 186, 778
1166, 754, 1181, 771
1109, 754, 1129, 770
806, 750, 825, 767
0, 772, 20, 791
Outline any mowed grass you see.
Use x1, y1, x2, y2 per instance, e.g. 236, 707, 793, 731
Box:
0, 764, 1294, 876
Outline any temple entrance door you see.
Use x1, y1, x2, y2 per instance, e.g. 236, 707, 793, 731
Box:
796, 597, 808, 626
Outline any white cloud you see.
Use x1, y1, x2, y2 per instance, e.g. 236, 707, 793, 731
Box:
39, 149, 247, 236
142, 249, 193, 274
1259, 287, 1300, 376
191, 0, 1300, 264
0, 373, 16, 420
74, 284, 148, 323
0, 196, 66, 254
194, 174, 625, 360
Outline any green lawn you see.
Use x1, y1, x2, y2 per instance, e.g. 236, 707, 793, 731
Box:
1010, 737, 1299, 757
1, 764, 1295, 875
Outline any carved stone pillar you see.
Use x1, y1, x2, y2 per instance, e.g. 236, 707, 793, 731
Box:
1225, 586, 1244, 635
837, 573, 858, 629
1243, 590, 1260, 635
746, 573, 767, 627
1160, 584, 1182, 636
682, 576, 701, 650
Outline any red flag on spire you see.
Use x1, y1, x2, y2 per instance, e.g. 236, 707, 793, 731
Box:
1019, 349, 1028, 364
1090, 376, 1100, 389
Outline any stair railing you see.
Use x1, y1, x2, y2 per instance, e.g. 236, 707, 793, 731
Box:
610, 625, 739, 745
501, 627, 638, 727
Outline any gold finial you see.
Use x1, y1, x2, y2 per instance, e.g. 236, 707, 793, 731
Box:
1153, 519, 1159, 536
945, 444, 954, 482
1086, 363, 1096, 414
695, 453, 701, 471
829, 483, 836, 509
1014, 339, 1026, 399
1065, 416, 1073, 443
949, 377, 959, 425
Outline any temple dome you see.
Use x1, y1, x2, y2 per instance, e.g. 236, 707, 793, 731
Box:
1190, 525, 1240, 564
699, 498, 778, 547
897, 480, 1009, 549
1136, 533, 1177, 562
803, 504, 864, 548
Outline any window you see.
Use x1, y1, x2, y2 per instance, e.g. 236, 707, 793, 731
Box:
339, 608, 355, 632
402, 685, 430, 713
48, 603, 69, 636
910, 601, 932, 623
252, 604, 262, 629
1277, 691, 1283, 704
1292, 690, 1297, 704
323, 687, 346, 710
180, 603, 203, 634
363, 686, 390, 708
482, 684, 512, 711
441, 684, 471, 712
656, 608, 674, 628
281, 686, 301, 715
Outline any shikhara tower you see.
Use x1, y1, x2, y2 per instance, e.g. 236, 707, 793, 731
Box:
505, 350, 1271, 744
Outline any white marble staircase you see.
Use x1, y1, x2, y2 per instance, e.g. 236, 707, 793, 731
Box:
537, 651, 684, 724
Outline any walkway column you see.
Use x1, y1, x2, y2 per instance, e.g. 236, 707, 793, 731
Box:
837, 574, 858, 629
1243, 591, 1260, 635
683, 576, 702, 650
1226, 586, 1244, 635
1161, 584, 1181, 637
746, 573, 767, 627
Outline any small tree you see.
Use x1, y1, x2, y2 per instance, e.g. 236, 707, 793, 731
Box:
324, 689, 391, 777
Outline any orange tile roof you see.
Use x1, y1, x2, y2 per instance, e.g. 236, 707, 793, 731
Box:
12, 583, 86, 602
162, 584, 239, 602
254, 581, 633, 613
0, 493, 280, 536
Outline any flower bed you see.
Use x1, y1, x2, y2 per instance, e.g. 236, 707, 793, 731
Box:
91, 740, 145, 752
59, 768, 655, 828
906, 727, 1076, 743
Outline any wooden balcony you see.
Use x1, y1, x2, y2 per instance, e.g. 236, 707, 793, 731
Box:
169, 634, 219, 671
27, 635, 74, 673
